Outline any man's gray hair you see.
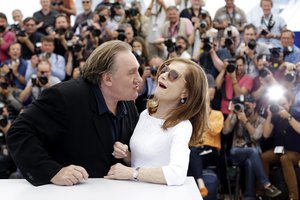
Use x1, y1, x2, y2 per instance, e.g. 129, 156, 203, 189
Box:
81, 40, 132, 84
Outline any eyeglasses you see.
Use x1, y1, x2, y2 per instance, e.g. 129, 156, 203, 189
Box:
40, 71, 50, 74
82, 1, 90, 4
158, 66, 185, 82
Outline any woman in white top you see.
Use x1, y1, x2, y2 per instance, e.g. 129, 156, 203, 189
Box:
105, 57, 209, 185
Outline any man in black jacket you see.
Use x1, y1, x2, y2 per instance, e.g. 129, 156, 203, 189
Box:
7, 40, 142, 186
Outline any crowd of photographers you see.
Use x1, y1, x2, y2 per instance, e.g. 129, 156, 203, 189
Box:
0, 0, 300, 199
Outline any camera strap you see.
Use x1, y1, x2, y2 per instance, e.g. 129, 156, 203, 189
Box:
261, 14, 274, 31
226, 7, 236, 25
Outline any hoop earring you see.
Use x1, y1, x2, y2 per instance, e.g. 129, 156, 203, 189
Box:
180, 98, 187, 104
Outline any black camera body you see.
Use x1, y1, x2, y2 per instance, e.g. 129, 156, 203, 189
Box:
164, 38, 180, 53
258, 68, 270, 78
116, 29, 126, 41
270, 103, 280, 114
247, 39, 256, 50
226, 59, 236, 73
0, 25, 5, 33
125, 8, 138, 17
55, 27, 67, 35
38, 75, 48, 85
52, 1, 63, 6
202, 37, 212, 52
231, 95, 245, 112
86, 26, 101, 37
261, 29, 268, 36
99, 15, 106, 23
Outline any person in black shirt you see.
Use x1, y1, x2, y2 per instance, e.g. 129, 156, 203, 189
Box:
7, 40, 142, 186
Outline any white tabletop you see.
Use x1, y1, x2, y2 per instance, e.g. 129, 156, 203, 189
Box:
1, 177, 202, 200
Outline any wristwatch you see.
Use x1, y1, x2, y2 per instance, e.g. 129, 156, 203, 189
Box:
287, 114, 293, 122
132, 167, 140, 180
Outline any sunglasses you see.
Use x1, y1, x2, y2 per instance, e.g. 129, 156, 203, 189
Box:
82, 1, 90, 4
158, 66, 185, 82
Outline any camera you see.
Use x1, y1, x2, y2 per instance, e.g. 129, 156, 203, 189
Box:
51, 1, 63, 6
202, 37, 212, 52
258, 68, 270, 78
31, 74, 37, 86
261, 29, 268, 36
0, 82, 9, 90
284, 70, 298, 82
150, 66, 157, 76
116, 29, 126, 41
270, 103, 281, 114
16, 29, 26, 37
125, 8, 138, 17
200, 20, 207, 29
55, 27, 67, 35
226, 59, 236, 73
0, 102, 8, 128
35, 42, 42, 55
164, 38, 179, 53
87, 26, 101, 37
38, 75, 48, 85
80, 20, 93, 28
39, 52, 52, 60
247, 39, 256, 50
231, 95, 245, 112
0, 25, 5, 33
99, 15, 106, 23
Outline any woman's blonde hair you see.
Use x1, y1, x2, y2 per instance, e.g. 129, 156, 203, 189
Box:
148, 58, 209, 139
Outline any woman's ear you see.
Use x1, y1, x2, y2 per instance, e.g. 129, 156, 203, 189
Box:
181, 89, 189, 99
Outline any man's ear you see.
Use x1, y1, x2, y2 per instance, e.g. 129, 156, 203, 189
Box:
101, 73, 113, 87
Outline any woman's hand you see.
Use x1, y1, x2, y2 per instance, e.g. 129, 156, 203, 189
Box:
112, 141, 129, 159
104, 163, 135, 180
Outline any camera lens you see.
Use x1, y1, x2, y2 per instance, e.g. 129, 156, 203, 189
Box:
226, 63, 236, 73
258, 68, 269, 78
248, 39, 256, 50
270, 104, 280, 114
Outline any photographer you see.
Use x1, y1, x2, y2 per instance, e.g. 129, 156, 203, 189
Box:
33, 0, 59, 35
18, 17, 44, 60
50, 0, 76, 25
223, 94, 281, 199
20, 59, 60, 103
135, 55, 162, 113
73, 0, 93, 33
0, 12, 16, 63
26, 35, 66, 81
94, 6, 117, 42
237, 24, 270, 78
253, 0, 286, 48
280, 30, 300, 64
161, 6, 194, 45
262, 93, 300, 200
162, 36, 191, 59
213, 0, 247, 38
216, 56, 253, 115
0, 102, 15, 179
251, 54, 277, 115
123, 3, 149, 39
1, 43, 27, 89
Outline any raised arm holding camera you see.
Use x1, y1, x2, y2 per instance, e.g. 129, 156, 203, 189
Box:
216, 56, 253, 115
